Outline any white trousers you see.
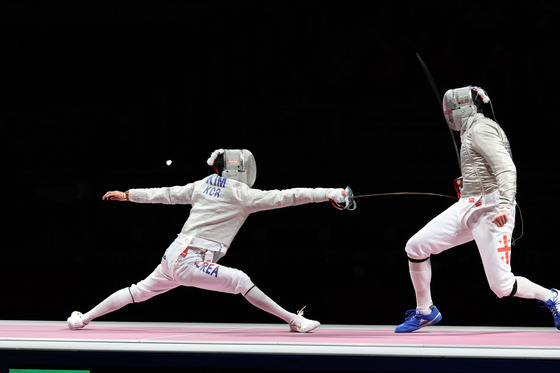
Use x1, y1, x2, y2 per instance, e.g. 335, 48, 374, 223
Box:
129, 235, 253, 303
405, 192, 516, 298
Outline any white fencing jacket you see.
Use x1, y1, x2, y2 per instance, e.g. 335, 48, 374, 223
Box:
129, 174, 335, 250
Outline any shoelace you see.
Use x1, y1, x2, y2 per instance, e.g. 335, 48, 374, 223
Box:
538, 298, 560, 317
403, 309, 418, 321
289, 306, 307, 328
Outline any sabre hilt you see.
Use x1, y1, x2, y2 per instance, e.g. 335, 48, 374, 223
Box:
331, 186, 356, 211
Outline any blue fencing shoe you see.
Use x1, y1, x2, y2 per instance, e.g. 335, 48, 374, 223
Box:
538, 288, 560, 330
395, 305, 442, 333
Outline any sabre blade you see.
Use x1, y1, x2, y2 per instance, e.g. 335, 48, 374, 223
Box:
416, 53, 443, 108
353, 192, 457, 201
416, 53, 461, 168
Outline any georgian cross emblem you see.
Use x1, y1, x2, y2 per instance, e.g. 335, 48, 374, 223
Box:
497, 234, 511, 264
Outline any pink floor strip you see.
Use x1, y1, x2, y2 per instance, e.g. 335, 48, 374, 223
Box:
1, 322, 558, 348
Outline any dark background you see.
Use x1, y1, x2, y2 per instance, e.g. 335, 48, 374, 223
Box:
2, 0, 559, 328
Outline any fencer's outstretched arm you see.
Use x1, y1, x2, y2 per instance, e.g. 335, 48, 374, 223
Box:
244, 187, 345, 213
103, 187, 346, 208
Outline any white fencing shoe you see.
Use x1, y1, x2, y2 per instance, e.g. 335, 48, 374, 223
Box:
289, 306, 320, 333
67, 311, 88, 330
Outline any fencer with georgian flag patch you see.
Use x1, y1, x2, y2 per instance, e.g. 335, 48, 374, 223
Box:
395, 86, 560, 333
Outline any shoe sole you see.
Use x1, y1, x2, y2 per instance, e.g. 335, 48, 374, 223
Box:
290, 322, 321, 333
67, 321, 84, 330
67, 311, 86, 330
305, 322, 321, 333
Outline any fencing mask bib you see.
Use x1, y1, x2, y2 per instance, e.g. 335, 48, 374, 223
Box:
207, 149, 257, 187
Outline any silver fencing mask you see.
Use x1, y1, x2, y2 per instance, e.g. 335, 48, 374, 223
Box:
443, 86, 490, 132
207, 149, 257, 187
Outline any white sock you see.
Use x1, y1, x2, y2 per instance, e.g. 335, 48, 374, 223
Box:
83, 288, 134, 323
513, 276, 554, 302
409, 259, 433, 314
244, 286, 296, 323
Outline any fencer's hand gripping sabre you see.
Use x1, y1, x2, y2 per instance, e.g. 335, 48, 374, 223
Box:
331, 186, 357, 210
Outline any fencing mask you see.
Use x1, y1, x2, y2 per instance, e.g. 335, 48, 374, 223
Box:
443, 86, 491, 131
207, 149, 257, 187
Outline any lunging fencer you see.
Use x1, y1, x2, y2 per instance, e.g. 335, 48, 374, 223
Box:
395, 86, 560, 332
67, 149, 353, 332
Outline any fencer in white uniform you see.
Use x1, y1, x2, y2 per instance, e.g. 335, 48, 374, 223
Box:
395, 86, 560, 332
67, 149, 349, 332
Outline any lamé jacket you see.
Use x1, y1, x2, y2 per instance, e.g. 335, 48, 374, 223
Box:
460, 113, 516, 210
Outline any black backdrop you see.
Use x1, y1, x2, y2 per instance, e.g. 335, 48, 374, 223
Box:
3, 0, 560, 327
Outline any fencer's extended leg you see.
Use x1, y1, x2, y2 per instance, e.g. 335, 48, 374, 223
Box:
471, 210, 560, 329
243, 285, 320, 333
243, 285, 295, 322
82, 288, 134, 323
67, 288, 133, 330
514, 276, 560, 329
68, 263, 177, 330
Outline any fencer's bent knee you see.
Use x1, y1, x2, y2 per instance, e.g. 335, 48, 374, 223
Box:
129, 283, 164, 303
489, 279, 516, 298
508, 279, 518, 297
405, 236, 431, 261
234, 271, 253, 295
408, 256, 430, 263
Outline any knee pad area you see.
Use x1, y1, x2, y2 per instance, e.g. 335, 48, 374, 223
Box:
408, 256, 430, 263
129, 284, 161, 303
405, 238, 430, 262
509, 279, 518, 297
235, 272, 254, 295
490, 281, 515, 299
487, 272, 517, 299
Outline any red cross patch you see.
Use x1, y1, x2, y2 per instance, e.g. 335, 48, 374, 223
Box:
497, 234, 511, 264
